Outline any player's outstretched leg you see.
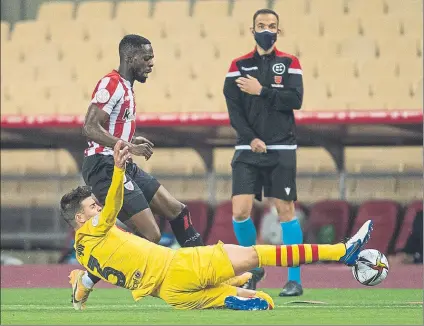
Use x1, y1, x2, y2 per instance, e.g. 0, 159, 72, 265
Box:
69, 270, 93, 311
224, 220, 374, 276
339, 219, 373, 265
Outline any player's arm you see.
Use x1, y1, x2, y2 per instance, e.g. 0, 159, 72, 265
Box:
83, 77, 153, 158
224, 60, 258, 144
94, 141, 130, 233
83, 106, 132, 148
259, 57, 303, 111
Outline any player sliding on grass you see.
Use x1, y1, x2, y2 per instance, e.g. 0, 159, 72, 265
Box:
61, 141, 373, 311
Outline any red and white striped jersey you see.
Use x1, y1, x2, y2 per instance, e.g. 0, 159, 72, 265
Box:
84, 70, 137, 157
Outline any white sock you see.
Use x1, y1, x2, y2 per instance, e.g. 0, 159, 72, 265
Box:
81, 271, 95, 289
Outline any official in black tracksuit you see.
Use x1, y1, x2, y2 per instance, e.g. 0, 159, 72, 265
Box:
223, 9, 304, 296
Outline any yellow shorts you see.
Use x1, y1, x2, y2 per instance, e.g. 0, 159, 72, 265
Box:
157, 241, 237, 310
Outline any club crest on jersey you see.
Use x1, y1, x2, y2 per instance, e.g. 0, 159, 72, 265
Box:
272, 63, 286, 75
274, 76, 283, 84
92, 214, 99, 227
123, 108, 135, 122
95, 88, 111, 104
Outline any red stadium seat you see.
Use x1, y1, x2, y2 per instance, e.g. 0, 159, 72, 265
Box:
352, 200, 400, 254
305, 200, 351, 243
395, 201, 423, 252
160, 200, 209, 241
207, 201, 238, 245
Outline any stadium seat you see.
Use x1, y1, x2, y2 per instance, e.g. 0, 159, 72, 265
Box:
358, 16, 402, 39
59, 178, 86, 193
0, 206, 29, 232
339, 37, 378, 60
24, 43, 62, 66
1, 21, 10, 42
348, 178, 397, 202
215, 179, 232, 202
305, 200, 351, 243
384, 0, 423, 18
273, 0, 308, 19
153, 0, 190, 21
49, 21, 87, 44
346, 0, 385, 17
307, 0, 348, 17
115, 1, 151, 21
310, 178, 340, 200
197, 17, 242, 42
297, 148, 337, 172
279, 16, 322, 40
11, 21, 49, 45
207, 201, 238, 245
355, 59, 397, 84
213, 148, 233, 174
20, 180, 61, 206
192, 0, 230, 21
149, 149, 206, 175
84, 21, 125, 46
37, 1, 75, 21
377, 37, 422, 61
296, 178, 314, 203
30, 207, 57, 233
75, 1, 114, 22
320, 16, 361, 40
394, 201, 423, 252
346, 147, 422, 172
316, 58, 357, 82
232, 0, 269, 21
3, 150, 58, 175
399, 16, 423, 38
351, 200, 400, 254
57, 150, 79, 175
396, 178, 423, 202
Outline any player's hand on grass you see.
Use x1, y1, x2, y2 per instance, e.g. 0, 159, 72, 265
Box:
131, 136, 154, 147
250, 138, 267, 153
129, 143, 154, 160
114, 140, 131, 169
236, 75, 263, 95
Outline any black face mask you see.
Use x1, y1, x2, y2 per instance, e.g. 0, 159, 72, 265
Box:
254, 30, 277, 51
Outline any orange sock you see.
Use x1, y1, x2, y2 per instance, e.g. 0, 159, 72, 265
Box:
253, 244, 346, 267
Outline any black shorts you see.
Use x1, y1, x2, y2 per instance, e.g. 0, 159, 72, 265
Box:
231, 150, 297, 202
82, 154, 161, 222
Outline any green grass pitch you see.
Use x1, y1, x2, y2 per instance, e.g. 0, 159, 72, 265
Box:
1, 288, 422, 324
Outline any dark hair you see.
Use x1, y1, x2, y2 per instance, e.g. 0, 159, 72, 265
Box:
60, 186, 92, 227
119, 34, 151, 60
253, 8, 279, 26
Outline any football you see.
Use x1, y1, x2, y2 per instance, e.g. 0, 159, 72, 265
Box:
352, 249, 389, 286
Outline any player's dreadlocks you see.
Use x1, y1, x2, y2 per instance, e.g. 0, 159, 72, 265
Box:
60, 186, 92, 227
119, 34, 151, 61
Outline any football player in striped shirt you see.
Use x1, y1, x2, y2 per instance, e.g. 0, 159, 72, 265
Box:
72, 35, 204, 306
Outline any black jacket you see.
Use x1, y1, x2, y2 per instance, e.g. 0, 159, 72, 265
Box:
223, 48, 303, 146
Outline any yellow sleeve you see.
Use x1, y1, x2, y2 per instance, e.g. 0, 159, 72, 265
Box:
91, 166, 125, 234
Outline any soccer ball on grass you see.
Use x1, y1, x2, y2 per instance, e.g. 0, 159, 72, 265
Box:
352, 249, 389, 286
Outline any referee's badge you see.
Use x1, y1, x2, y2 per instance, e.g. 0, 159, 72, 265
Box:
274, 76, 283, 84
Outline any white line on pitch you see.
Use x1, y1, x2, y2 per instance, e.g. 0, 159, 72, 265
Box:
1, 304, 422, 310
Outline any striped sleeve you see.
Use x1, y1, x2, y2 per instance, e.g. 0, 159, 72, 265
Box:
91, 77, 124, 115
288, 56, 303, 75
225, 60, 241, 78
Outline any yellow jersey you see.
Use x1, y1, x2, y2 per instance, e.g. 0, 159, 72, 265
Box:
74, 166, 175, 300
